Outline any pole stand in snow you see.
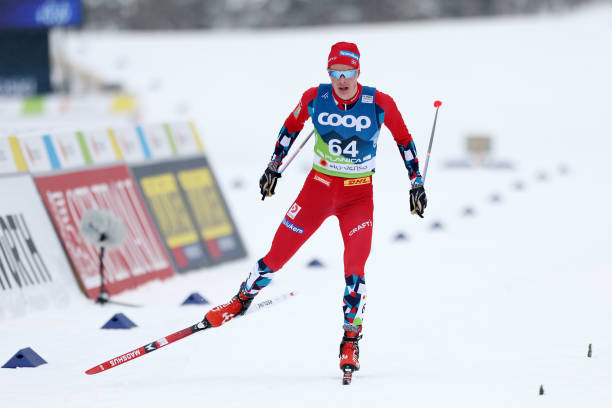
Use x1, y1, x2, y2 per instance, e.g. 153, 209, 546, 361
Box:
80, 209, 127, 306
95, 245, 108, 305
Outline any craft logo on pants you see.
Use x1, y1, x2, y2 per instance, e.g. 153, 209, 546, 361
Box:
282, 218, 304, 234
348, 219, 373, 237
287, 202, 301, 219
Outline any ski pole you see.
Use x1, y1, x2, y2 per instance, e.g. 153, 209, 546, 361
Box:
279, 129, 315, 174
422, 100, 442, 184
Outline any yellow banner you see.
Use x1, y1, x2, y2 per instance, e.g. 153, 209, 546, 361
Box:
8, 137, 28, 171
178, 168, 233, 240
140, 173, 199, 248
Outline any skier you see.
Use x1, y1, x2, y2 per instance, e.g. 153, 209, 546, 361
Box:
204, 42, 427, 378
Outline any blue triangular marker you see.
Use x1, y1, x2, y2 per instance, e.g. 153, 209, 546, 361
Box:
2, 347, 47, 368
101, 313, 137, 329
181, 292, 209, 305
462, 207, 476, 216
431, 221, 444, 230
393, 232, 408, 241
307, 259, 324, 267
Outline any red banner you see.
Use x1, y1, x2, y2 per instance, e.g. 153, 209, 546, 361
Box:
34, 164, 175, 299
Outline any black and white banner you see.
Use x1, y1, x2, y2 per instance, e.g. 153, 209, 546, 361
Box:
0, 173, 78, 319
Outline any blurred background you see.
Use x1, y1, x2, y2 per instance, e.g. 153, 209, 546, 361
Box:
1, 0, 608, 96
2, 1, 612, 406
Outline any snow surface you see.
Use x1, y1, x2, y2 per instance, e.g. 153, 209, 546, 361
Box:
2, 5, 612, 407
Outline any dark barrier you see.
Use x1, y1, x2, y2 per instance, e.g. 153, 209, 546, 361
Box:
131, 155, 247, 272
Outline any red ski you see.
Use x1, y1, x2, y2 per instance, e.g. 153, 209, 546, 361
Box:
85, 291, 296, 375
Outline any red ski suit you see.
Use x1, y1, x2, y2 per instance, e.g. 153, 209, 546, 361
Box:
256, 84, 421, 327
263, 170, 373, 279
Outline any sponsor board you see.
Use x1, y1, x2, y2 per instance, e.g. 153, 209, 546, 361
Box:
0, 173, 77, 320
17, 133, 53, 172
34, 164, 175, 299
131, 155, 246, 270
141, 124, 176, 159
132, 164, 209, 272
0, 136, 26, 174
112, 126, 149, 163
168, 122, 204, 155
81, 128, 121, 164
48, 130, 89, 169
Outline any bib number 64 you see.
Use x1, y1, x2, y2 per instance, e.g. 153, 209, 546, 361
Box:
329, 139, 358, 158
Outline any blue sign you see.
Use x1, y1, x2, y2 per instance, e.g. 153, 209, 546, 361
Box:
0, 0, 83, 29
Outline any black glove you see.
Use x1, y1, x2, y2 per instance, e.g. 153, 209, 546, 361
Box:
260, 166, 281, 200
409, 183, 427, 218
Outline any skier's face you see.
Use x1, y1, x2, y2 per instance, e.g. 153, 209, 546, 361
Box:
328, 64, 360, 100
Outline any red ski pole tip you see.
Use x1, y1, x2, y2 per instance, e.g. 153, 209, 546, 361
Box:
434, 100, 442, 108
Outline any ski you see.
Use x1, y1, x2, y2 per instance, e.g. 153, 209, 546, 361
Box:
85, 291, 296, 375
95, 298, 142, 308
342, 367, 353, 385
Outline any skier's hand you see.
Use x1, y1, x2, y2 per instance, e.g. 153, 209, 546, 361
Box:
260, 166, 281, 200
409, 183, 427, 218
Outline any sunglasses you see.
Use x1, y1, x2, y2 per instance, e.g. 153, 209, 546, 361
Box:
328, 69, 358, 79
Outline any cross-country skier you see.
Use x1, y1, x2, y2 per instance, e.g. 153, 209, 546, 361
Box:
204, 42, 427, 378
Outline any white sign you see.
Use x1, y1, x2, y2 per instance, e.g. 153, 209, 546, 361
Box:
0, 174, 78, 320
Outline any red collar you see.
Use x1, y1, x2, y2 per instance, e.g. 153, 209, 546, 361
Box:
332, 83, 362, 108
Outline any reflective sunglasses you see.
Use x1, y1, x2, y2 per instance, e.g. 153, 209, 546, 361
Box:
328, 69, 358, 79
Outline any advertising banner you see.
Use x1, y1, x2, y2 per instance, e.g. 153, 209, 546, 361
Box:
17, 133, 53, 172
34, 164, 175, 298
131, 155, 246, 272
168, 122, 204, 155
140, 124, 175, 159
0, 173, 77, 320
48, 130, 89, 169
0, 137, 19, 174
81, 128, 120, 165
0, 0, 83, 29
111, 126, 149, 163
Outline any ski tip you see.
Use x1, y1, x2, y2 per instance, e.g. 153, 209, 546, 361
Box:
434, 100, 442, 108
85, 365, 104, 375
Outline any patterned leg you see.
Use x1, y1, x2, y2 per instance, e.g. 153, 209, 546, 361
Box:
243, 258, 275, 297
337, 192, 373, 330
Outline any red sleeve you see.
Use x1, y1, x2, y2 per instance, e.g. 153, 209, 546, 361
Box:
283, 87, 318, 133
375, 90, 414, 146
